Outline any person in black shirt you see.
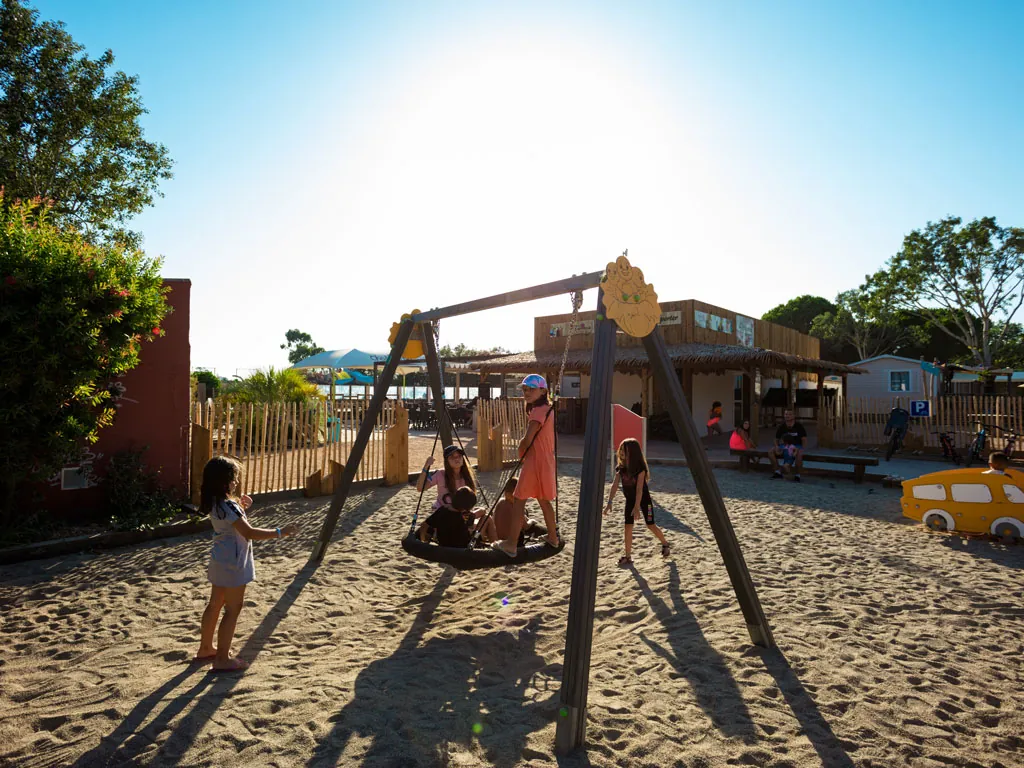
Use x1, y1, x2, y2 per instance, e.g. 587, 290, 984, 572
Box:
770, 409, 807, 482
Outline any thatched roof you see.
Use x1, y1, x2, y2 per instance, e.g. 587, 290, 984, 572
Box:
470, 343, 865, 376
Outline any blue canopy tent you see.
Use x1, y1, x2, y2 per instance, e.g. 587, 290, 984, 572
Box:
291, 348, 424, 400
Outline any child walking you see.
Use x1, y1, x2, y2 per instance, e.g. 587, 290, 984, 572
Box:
195, 456, 297, 671
492, 374, 560, 557
603, 438, 670, 567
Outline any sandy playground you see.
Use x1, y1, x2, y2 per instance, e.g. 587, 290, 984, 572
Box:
1, 466, 1023, 767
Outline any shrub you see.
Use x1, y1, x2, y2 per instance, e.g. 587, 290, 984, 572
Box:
103, 448, 180, 531
225, 367, 322, 404
0, 195, 170, 522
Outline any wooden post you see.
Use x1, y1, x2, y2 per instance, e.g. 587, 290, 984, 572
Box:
384, 403, 409, 485
750, 368, 761, 443
640, 369, 649, 418
311, 320, 415, 562
556, 289, 617, 756
642, 328, 775, 649
421, 323, 453, 447
681, 366, 693, 414
190, 424, 212, 506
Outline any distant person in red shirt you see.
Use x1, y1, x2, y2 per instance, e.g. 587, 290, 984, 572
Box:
729, 419, 757, 451
707, 401, 724, 436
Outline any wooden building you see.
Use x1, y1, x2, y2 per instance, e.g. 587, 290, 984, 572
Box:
473, 299, 863, 434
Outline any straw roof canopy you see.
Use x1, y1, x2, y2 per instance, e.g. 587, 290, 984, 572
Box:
470, 343, 865, 376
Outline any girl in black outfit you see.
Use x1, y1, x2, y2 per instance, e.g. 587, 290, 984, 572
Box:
603, 438, 670, 567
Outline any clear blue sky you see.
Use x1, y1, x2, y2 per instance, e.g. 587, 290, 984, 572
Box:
32, 0, 1024, 375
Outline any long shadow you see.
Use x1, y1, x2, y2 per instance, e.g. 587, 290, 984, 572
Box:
648, 498, 704, 543
307, 571, 558, 767
936, 534, 1024, 571
757, 648, 857, 768
632, 563, 754, 739
69, 558, 321, 766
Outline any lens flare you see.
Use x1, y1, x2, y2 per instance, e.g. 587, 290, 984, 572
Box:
472, 722, 483, 735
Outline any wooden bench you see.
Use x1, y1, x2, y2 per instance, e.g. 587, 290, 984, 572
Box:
730, 448, 880, 483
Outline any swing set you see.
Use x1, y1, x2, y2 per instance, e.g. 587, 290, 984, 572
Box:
309, 252, 775, 754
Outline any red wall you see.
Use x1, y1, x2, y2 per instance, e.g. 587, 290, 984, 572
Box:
41, 279, 191, 517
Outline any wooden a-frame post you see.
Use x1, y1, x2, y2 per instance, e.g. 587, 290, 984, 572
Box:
421, 321, 452, 448
310, 319, 414, 562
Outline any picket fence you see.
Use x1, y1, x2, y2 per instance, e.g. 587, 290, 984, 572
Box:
189, 398, 404, 498
819, 394, 1024, 451
475, 398, 529, 471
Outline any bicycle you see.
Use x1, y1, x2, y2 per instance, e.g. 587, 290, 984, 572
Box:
884, 407, 911, 462
931, 430, 961, 465
965, 422, 989, 467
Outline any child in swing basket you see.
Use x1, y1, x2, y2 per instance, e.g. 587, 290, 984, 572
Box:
493, 476, 548, 547
492, 374, 561, 557
603, 438, 670, 567
195, 456, 298, 672
416, 444, 476, 542
424, 487, 483, 548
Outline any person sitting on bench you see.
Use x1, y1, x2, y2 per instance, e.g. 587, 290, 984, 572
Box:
770, 409, 807, 482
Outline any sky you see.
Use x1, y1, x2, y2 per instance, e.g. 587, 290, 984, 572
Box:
31, 0, 1024, 376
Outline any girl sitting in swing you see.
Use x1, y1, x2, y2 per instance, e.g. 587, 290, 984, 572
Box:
416, 444, 495, 544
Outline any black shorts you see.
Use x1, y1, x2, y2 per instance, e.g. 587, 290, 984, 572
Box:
624, 502, 654, 526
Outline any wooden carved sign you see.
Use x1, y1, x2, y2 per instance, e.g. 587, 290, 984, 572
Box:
600, 253, 660, 337
388, 310, 425, 359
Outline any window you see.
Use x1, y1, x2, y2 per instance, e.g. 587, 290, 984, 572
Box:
912, 484, 946, 501
889, 371, 911, 392
1004, 485, 1024, 504
950, 484, 993, 503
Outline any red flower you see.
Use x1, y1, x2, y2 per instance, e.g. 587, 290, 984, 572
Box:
152, 327, 162, 336
111, 310, 123, 319
4, 276, 15, 286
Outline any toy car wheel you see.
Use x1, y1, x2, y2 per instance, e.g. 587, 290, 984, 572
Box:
990, 517, 1023, 542
923, 510, 954, 532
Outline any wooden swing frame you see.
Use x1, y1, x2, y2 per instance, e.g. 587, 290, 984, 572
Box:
307, 265, 775, 755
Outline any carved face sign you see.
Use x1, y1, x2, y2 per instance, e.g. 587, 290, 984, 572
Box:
600, 254, 660, 337
388, 310, 425, 359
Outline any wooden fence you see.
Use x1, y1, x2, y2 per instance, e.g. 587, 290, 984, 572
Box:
476, 398, 529, 471
819, 394, 1024, 451
189, 398, 406, 500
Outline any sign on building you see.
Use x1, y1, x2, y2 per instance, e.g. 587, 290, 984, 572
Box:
660, 310, 682, 326
736, 315, 755, 348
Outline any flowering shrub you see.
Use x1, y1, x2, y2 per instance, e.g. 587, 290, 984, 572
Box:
0, 195, 169, 521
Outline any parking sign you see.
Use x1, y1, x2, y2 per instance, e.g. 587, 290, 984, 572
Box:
910, 400, 931, 418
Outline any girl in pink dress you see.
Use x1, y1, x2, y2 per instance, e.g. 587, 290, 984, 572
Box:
493, 374, 560, 556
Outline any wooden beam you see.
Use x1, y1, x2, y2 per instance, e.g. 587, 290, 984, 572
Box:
409, 271, 603, 323
642, 328, 775, 649
310, 320, 414, 562
557, 289, 617, 755
421, 323, 453, 447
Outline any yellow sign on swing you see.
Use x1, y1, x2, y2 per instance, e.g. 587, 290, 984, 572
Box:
600, 253, 661, 337
388, 310, 425, 359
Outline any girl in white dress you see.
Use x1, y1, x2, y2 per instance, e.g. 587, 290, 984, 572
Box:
194, 456, 297, 671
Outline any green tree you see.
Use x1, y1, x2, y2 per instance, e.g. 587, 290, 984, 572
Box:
761, 295, 836, 335
810, 287, 926, 361
437, 343, 511, 357
281, 329, 325, 365
0, 0, 172, 246
224, 367, 322, 404
192, 369, 220, 396
870, 216, 1024, 367
0, 195, 170, 521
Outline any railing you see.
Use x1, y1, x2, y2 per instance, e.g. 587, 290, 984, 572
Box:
190, 398, 404, 499
476, 398, 528, 471
819, 394, 1024, 450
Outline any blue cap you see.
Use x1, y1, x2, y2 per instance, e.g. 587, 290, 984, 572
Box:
521, 374, 548, 389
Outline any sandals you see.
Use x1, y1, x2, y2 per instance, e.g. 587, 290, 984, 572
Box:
617, 555, 633, 567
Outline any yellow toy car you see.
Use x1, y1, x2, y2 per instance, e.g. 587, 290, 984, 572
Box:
901, 469, 1024, 540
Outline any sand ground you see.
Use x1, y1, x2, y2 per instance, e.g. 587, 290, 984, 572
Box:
1, 467, 1022, 767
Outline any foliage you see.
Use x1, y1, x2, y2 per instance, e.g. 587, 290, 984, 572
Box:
193, 368, 220, 396
224, 367, 322, 404
761, 295, 836, 335
869, 216, 1024, 367
437, 343, 512, 358
0, 195, 169, 522
810, 286, 927, 361
281, 329, 325, 365
104, 447, 180, 531
0, 0, 172, 246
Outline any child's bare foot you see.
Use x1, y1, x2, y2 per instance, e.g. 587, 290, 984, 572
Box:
211, 657, 249, 672
192, 648, 216, 663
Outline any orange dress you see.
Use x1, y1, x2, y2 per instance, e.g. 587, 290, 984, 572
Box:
514, 403, 556, 501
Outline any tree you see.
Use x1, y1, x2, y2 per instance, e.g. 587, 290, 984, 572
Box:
192, 369, 220, 396
870, 216, 1024, 367
0, 0, 172, 246
281, 329, 324, 365
0, 195, 169, 521
222, 367, 322, 404
810, 287, 926, 361
437, 343, 511, 358
762, 296, 836, 335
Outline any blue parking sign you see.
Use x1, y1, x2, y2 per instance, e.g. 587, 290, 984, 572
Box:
910, 400, 931, 418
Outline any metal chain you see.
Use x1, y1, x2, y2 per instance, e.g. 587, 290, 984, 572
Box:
555, 289, 584, 396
